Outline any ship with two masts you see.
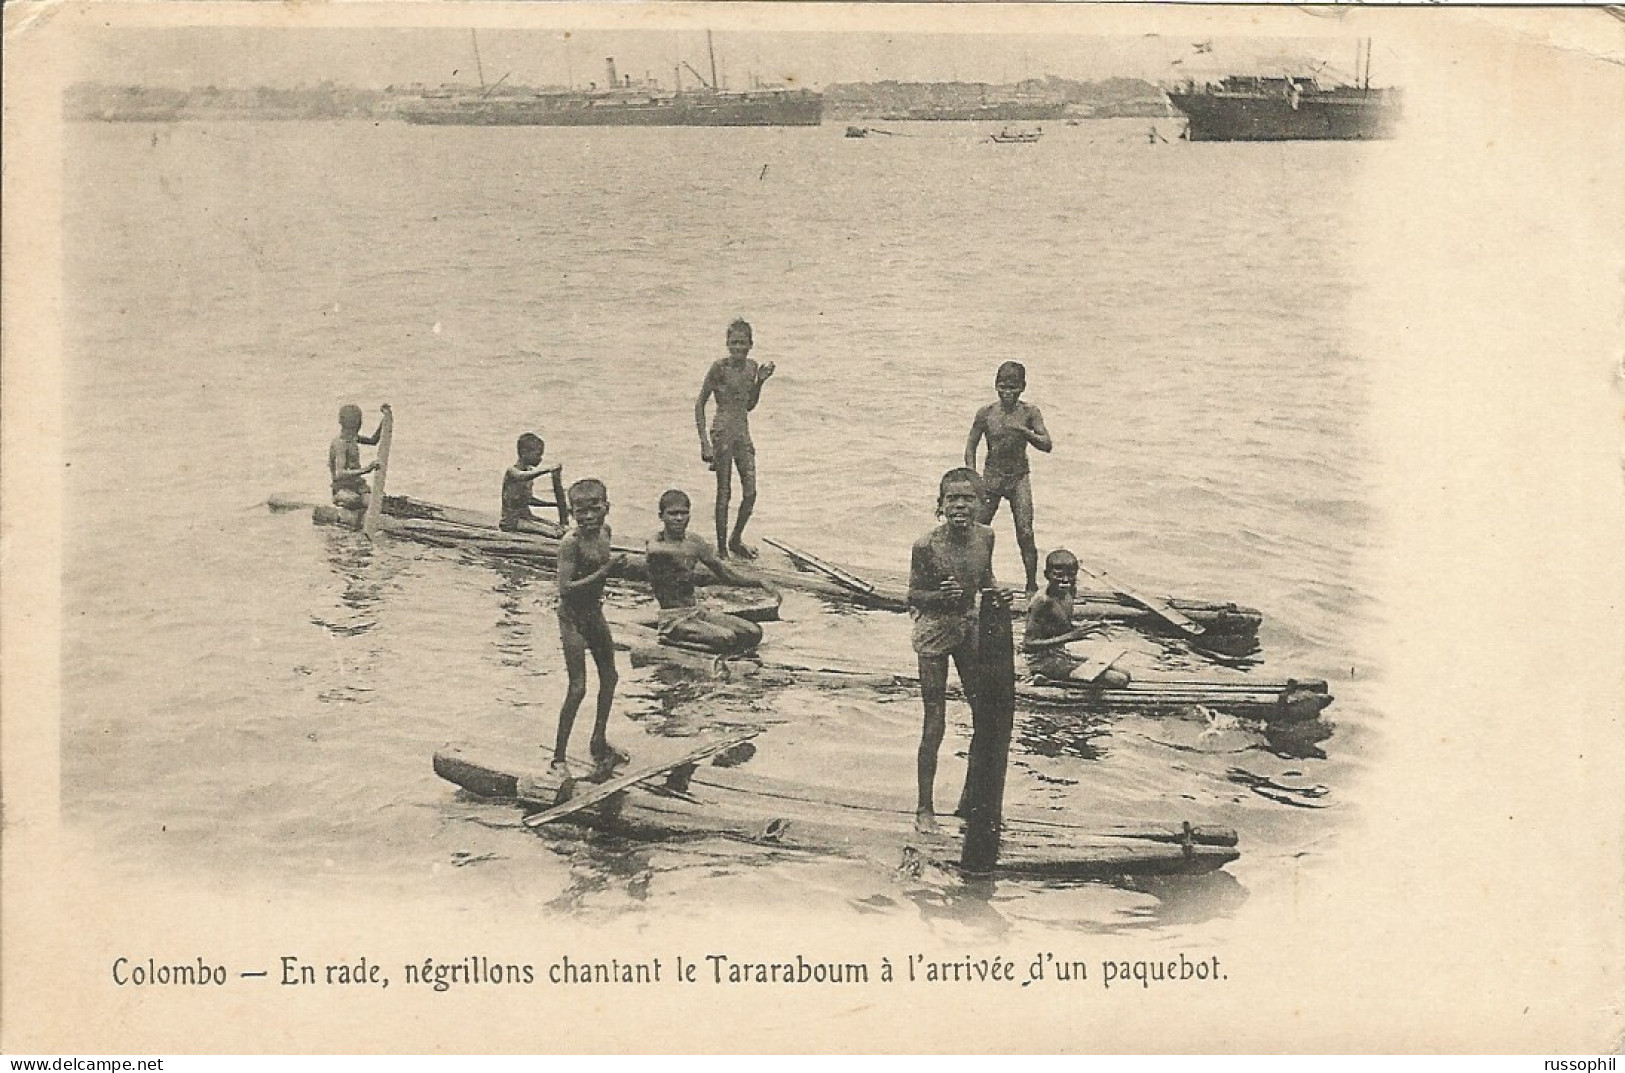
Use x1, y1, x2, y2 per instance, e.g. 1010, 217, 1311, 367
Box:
398, 33, 822, 128
1164, 40, 1400, 142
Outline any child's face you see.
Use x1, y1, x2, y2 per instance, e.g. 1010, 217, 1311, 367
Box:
338, 410, 363, 435
940, 481, 979, 529
726, 330, 752, 359
519, 444, 544, 466
1044, 562, 1078, 593
995, 375, 1025, 406
570, 491, 608, 531
659, 502, 691, 536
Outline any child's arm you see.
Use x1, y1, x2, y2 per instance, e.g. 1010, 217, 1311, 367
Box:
746, 361, 775, 410
908, 541, 962, 611
330, 440, 378, 481
695, 540, 760, 588
963, 409, 988, 469
357, 405, 391, 446
1023, 405, 1053, 453
694, 366, 718, 461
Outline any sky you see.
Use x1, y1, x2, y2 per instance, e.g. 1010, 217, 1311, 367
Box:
72, 25, 1389, 91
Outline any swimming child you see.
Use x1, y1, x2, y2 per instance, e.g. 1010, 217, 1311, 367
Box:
908, 467, 1000, 834
553, 478, 629, 776
328, 403, 390, 512
644, 489, 767, 655
964, 361, 1052, 595
695, 318, 775, 559
1022, 548, 1130, 688
500, 432, 565, 536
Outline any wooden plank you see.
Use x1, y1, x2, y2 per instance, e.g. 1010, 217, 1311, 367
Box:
521, 734, 758, 829
361, 407, 393, 537
1067, 646, 1131, 684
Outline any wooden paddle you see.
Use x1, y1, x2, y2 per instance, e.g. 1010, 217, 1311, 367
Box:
1074, 561, 1205, 639
761, 537, 878, 596
361, 405, 393, 537
521, 733, 759, 829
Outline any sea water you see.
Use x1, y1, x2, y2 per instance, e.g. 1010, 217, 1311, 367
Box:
61, 118, 1381, 937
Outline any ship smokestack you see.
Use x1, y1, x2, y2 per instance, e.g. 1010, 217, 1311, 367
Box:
605, 58, 618, 88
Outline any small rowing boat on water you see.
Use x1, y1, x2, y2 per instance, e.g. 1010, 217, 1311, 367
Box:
269, 491, 1263, 650
434, 743, 1241, 879
614, 622, 1333, 724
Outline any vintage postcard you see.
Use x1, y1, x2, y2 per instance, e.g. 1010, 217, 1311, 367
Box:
3, 1, 1622, 1055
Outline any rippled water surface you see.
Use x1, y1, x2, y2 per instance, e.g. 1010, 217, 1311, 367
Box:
62, 118, 1382, 937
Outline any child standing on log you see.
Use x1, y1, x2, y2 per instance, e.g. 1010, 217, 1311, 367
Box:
908, 467, 1001, 834
965, 361, 1052, 595
553, 478, 629, 776
644, 489, 766, 655
328, 403, 389, 512
695, 318, 775, 559
1022, 548, 1130, 687
500, 432, 565, 536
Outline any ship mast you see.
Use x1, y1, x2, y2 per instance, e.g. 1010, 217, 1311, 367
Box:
707, 30, 720, 91
471, 29, 486, 90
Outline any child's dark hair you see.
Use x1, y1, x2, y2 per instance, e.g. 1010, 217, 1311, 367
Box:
658, 489, 691, 513
567, 478, 606, 503
1045, 548, 1080, 572
995, 361, 1026, 387
935, 467, 983, 514
338, 403, 363, 426
726, 318, 753, 344
517, 432, 544, 455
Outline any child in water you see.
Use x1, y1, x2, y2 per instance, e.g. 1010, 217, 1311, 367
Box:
1022, 548, 1130, 688
500, 432, 565, 536
965, 361, 1052, 595
644, 489, 766, 655
328, 403, 389, 512
695, 319, 775, 559
908, 467, 1000, 834
553, 478, 629, 776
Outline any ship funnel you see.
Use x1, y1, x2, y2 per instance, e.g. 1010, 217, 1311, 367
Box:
605, 58, 618, 88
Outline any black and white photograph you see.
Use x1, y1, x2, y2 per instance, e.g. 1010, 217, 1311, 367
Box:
3, 2, 1622, 1055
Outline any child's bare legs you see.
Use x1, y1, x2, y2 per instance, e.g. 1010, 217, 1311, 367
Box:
916, 654, 950, 833
581, 614, 623, 767
1009, 478, 1039, 595
713, 452, 734, 558
728, 447, 758, 558
553, 611, 590, 773
555, 608, 624, 773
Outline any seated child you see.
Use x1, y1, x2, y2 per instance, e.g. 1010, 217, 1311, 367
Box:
501, 432, 565, 535
328, 403, 389, 512
644, 489, 766, 655
1022, 548, 1129, 688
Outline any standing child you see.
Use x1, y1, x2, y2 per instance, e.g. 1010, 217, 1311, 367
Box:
695, 318, 775, 559
644, 489, 766, 655
964, 361, 1052, 595
908, 467, 1000, 834
328, 403, 390, 512
500, 432, 565, 536
553, 478, 628, 776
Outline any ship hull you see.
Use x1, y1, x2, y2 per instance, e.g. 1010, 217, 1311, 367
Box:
400, 93, 824, 128
1167, 91, 1398, 141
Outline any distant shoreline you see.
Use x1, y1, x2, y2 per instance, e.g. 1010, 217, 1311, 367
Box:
65, 77, 1172, 123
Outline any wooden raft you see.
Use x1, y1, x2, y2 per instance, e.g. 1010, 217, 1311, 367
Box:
435, 744, 1240, 880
